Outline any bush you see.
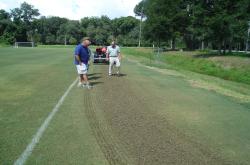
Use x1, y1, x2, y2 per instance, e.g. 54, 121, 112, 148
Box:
123, 48, 250, 85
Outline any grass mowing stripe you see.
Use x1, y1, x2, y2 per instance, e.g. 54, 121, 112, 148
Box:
14, 78, 78, 165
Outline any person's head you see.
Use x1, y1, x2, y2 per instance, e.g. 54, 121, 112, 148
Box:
111, 40, 116, 47
82, 37, 91, 47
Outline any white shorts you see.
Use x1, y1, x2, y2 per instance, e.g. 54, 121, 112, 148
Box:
109, 57, 120, 67
76, 63, 88, 74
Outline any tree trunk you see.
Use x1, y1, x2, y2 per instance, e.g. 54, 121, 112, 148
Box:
246, 40, 249, 52
208, 42, 212, 49
64, 35, 67, 46
229, 41, 232, 53
218, 42, 222, 54
222, 40, 226, 55
201, 41, 204, 50
172, 37, 176, 50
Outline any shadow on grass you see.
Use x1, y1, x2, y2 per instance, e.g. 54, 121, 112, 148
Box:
91, 81, 103, 86
88, 73, 102, 76
119, 73, 127, 77
92, 63, 109, 65
109, 73, 127, 77
89, 76, 101, 81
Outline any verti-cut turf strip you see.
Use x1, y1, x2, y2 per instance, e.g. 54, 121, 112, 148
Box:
14, 78, 78, 165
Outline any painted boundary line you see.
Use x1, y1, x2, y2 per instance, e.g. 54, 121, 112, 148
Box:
14, 78, 78, 165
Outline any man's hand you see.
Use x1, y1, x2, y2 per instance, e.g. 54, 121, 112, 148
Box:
106, 53, 109, 61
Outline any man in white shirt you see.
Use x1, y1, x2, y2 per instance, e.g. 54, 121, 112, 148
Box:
107, 41, 122, 76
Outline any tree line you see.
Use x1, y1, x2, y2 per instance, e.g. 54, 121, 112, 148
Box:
1, 1, 250, 51
135, 0, 250, 52
0, 2, 140, 46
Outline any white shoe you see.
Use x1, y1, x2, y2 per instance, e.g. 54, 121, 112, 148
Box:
77, 82, 82, 87
108, 73, 112, 76
86, 84, 93, 89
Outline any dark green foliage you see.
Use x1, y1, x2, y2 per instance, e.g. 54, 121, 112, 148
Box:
0, 2, 140, 46
136, 0, 250, 51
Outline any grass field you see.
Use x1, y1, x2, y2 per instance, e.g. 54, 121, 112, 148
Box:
122, 48, 250, 85
1, 47, 250, 164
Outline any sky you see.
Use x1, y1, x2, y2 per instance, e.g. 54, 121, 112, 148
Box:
0, 0, 141, 20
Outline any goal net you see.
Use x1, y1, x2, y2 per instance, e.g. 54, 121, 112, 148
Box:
14, 42, 34, 48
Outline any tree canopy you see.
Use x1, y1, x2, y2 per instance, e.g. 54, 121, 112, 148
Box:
0, 2, 140, 46
1, 1, 250, 50
136, 0, 250, 52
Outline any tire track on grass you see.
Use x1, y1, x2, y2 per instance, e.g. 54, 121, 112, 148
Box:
83, 90, 130, 165
93, 64, 230, 165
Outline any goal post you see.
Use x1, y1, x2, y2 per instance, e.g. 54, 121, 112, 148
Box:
14, 42, 35, 48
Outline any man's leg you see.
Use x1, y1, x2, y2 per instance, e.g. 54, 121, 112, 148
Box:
77, 63, 90, 88
80, 74, 84, 82
82, 63, 92, 88
83, 74, 93, 89
77, 74, 84, 87
77, 75, 81, 87
115, 58, 121, 76
109, 58, 114, 76
76, 65, 82, 87
83, 74, 89, 85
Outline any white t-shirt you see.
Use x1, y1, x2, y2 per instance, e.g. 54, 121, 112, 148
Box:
107, 45, 120, 57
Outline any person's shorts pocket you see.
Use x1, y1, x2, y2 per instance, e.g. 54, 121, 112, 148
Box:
76, 64, 87, 74
79, 64, 86, 71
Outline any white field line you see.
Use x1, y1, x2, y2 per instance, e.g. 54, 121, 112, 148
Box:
14, 78, 78, 165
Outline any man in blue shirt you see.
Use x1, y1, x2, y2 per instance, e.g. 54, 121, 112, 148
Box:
74, 37, 92, 88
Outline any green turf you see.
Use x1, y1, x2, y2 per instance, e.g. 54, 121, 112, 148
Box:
37, 45, 76, 49
122, 59, 250, 164
1, 47, 250, 164
25, 86, 108, 165
122, 47, 250, 85
0, 47, 99, 164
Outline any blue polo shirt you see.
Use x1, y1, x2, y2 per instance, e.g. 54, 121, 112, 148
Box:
74, 44, 90, 65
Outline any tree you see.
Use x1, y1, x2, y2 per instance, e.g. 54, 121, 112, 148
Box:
111, 16, 139, 45
0, 10, 16, 44
135, 0, 250, 51
141, 0, 176, 47
0, 9, 11, 36
205, 0, 250, 53
69, 36, 77, 45
57, 20, 84, 45
80, 16, 112, 45
10, 2, 40, 42
0, 9, 10, 20
34, 16, 68, 44
134, 1, 146, 18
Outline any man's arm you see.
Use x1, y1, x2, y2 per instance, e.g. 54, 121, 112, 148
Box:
75, 55, 82, 65
118, 53, 122, 60
117, 47, 121, 60
88, 48, 92, 64
75, 46, 82, 65
106, 46, 110, 59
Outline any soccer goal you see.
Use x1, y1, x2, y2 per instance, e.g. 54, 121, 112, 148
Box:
14, 42, 35, 48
